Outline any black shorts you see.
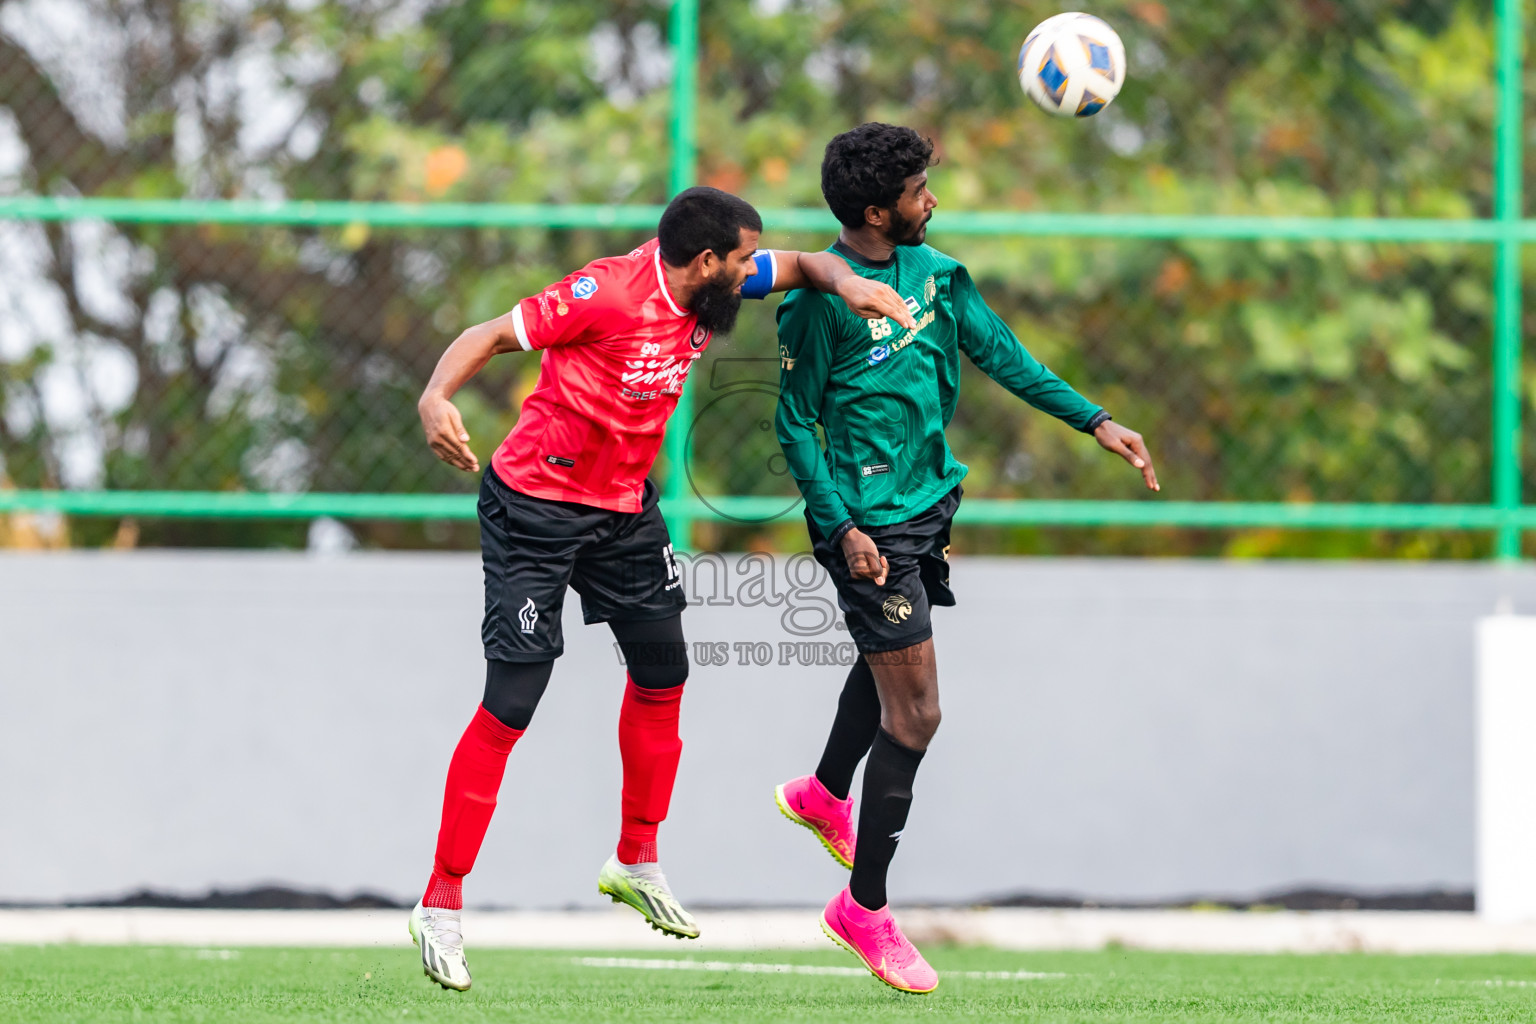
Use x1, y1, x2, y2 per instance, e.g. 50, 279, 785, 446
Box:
808, 486, 960, 654
479, 469, 686, 662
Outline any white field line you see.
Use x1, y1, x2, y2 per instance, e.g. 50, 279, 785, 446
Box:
15, 909, 1536, 954
572, 956, 1067, 980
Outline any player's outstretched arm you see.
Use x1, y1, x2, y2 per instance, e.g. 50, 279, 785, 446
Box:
773, 251, 916, 329
417, 311, 523, 473
950, 266, 1160, 493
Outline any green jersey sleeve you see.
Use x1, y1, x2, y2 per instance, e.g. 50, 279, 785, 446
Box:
774, 291, 856, 535
950, 266, 1104, 431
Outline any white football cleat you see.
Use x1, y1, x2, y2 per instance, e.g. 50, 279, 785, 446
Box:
408, 901, 472, 991
597, 855, 701, 939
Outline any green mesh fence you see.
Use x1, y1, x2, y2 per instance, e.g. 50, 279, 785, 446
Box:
0, 0, 1528, 556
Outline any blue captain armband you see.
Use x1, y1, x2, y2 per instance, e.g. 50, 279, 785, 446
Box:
738, 250, 779, 300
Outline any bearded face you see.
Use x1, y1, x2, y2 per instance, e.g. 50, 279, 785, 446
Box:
688, 267, 745, 335
888, 205, 932, 247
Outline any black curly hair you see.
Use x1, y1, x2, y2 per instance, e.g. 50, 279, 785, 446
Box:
820, 123, 936, 229
658, 186, 763, 266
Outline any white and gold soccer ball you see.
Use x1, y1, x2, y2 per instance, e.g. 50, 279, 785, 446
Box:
1018, 12, 1126, 119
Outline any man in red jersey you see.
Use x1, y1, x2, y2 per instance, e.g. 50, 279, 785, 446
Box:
407, 187, 914, 991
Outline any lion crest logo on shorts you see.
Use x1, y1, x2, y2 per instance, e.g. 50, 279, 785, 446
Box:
882, 593, 913, 625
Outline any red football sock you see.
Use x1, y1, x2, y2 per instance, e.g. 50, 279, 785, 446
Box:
617, 676, 684, 864
423, 705, 524, 910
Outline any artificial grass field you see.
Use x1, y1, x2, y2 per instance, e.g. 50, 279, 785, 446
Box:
5, 944, 1536, 1023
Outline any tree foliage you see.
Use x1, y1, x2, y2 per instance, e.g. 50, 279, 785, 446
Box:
0, 0, 1523, 554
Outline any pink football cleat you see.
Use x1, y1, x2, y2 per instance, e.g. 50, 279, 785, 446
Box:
820, 886, 938, 994
774, 774, 855, 869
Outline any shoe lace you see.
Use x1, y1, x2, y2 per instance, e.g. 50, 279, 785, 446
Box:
874, 917, 917, 969
626, 864, 693, 922
625, 861, 668, 889
628, 863, 678, 899
425, 909, 464, 955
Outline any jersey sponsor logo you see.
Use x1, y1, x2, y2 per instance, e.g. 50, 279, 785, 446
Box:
572, 275, 599, 299
689, 324, 709, 350
536, 289, 568, 320
518, 597, 539, 634
628, 246, 646, 259
882, 593, 913, 624
861, 463, 890, 477
622, 355, 695, 390
779, 344, 796, 371
545, 455, 575, 467
866, 308, 937, 368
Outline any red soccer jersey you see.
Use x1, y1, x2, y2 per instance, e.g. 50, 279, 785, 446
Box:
491, 238, 716, 512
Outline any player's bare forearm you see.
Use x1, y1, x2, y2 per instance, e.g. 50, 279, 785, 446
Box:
1092, 420, 1160, 491
784, 252, 916, 329
420, 313, 520, 403
418, 313, 521, 474
769, 251, 834, 293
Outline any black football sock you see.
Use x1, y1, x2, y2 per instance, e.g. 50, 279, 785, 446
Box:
814, 660, 881, 800
848, 728, 925, 911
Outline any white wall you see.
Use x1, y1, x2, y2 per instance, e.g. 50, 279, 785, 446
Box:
3, 552, 1529, 908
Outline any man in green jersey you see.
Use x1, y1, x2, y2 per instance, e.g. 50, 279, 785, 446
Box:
771, 123, 1159, 993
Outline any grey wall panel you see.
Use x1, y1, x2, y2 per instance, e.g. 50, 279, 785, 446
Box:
2, 552, 1529, 908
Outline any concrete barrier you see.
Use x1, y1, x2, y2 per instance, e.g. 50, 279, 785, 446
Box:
3, 552, 1531, 909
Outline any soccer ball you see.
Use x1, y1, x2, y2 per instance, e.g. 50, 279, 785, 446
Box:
1018, 12, 1126, 118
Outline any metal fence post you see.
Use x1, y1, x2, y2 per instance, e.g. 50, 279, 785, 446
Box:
662, 0, 701, 551
1492, 0, 1525, 560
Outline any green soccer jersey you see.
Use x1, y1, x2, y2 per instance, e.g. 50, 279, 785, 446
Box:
774, 241, 1105, 535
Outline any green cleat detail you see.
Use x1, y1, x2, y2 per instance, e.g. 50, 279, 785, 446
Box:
597, 855, 700, 939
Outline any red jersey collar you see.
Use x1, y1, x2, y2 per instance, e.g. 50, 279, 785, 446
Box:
652, 249, 687, 317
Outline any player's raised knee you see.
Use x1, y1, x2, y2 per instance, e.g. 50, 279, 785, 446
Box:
625, 640, 690, 689
886, 700, 941, 749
